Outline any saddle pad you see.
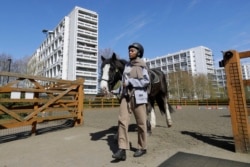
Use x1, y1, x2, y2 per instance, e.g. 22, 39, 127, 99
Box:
149, 70, 160, 84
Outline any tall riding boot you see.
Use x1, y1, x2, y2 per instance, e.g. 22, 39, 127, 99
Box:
112, 149, 126, 161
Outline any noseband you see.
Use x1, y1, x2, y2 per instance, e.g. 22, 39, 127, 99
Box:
101, 66, 122, 91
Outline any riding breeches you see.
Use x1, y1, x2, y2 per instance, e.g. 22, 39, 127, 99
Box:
118, 97, 147, 150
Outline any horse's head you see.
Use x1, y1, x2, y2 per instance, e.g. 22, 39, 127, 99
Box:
100, 52, 126, 96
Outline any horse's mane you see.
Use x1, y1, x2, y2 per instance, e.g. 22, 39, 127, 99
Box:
101, 52, 127, 70
118, 59, 127, 68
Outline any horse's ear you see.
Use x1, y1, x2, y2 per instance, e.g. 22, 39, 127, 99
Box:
101, 56, 105, 61
111, 52, 117, 60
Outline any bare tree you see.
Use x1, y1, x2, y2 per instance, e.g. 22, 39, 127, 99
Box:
194, 74, 209, 99
0, 53, 31, 86
168, 70, 195, 99
27, 55, 38, 76
12, 56, 30, 74
0, 53, 11, 71
168, 72, 180, 99
168, 71, 220, 100
0, 53, 12, 85
179, 71, 195, 99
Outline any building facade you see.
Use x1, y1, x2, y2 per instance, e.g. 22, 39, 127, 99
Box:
146, 46, 214, 76
28, 6, 98, 95
241, 63, 250, 80
213, 67, 227, 98
214, 63, 250, 97
145, 46, 215, 99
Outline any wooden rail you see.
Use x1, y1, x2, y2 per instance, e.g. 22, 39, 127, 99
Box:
83, 97, 230, 109
0, 72, 84, 134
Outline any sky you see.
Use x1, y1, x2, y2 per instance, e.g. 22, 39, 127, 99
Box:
1, 0, 250, 67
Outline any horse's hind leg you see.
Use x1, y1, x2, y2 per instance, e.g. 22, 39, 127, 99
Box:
165, 102, 172, 127
147, 119, 152, 136
150, 108, 156, 129
147, 100, 156, 129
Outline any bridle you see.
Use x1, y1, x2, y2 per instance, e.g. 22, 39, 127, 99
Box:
101, 63, 123, 91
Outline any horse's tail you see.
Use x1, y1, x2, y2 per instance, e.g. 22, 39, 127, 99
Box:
158, 68, 175, 113
155, 94, 166, 115
155, 95, 175, 115
167, 102, 175, 113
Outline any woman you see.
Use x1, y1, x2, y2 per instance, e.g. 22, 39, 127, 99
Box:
112, 42, 150, 161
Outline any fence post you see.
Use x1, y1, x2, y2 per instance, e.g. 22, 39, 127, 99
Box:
101, 98, 103, 108
76, 79, 84, 125
31, 121, 37, 135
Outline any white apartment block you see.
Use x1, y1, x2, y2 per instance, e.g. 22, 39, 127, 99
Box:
146, 46, 214, 76
241, 63, 250, 80
28, 6, 98, 95
214, 63, 250, 88
214, 67, 226, 87
213, 67, 227, 98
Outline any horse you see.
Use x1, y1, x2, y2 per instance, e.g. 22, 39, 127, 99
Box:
100, 52, 174, 133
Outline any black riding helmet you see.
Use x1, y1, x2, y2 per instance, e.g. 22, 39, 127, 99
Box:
128, 42, 144, 58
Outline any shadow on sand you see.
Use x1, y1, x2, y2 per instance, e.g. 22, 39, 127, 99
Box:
89, 124, 138, 163
181, 131, 235, 152
0, 119, 74, 144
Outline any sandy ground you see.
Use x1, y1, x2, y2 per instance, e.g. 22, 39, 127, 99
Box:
0, 106, 250, 167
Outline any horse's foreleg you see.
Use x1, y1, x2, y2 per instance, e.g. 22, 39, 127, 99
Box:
150, 108, 156, 129
165, 103, 172, 127
147, 119, 152, 136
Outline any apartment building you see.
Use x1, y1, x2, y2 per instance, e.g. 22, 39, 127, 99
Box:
213, 67, 227, 98
145, 46, 214, 99
146, 46, 214, 76
28, 6, 98, 95
214, 63, 250, 97
241, 63, 250, 80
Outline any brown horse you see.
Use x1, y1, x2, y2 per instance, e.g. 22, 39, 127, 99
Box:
100, 52, 174, 133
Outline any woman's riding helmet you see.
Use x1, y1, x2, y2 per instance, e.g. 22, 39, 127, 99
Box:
128, 42, 144, 58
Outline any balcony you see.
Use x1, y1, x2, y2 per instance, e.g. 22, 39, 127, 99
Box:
78, 21, 97, 31
78, 13, 97, 23
84, 80, 97, 85
77, 53, 97, 60
77, 37, 97, 46
76, 71, 97, 77
77, 45, 97, 53
78, 29, 97, 38
76, 62, 97, 69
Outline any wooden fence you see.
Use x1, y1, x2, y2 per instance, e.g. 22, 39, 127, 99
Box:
0, 71, 84, 134
83, 97, 230, 109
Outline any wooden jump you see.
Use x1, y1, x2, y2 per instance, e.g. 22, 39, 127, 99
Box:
220, 50, 250, 153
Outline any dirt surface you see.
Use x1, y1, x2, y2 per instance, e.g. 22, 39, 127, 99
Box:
0, 106, 250, 167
